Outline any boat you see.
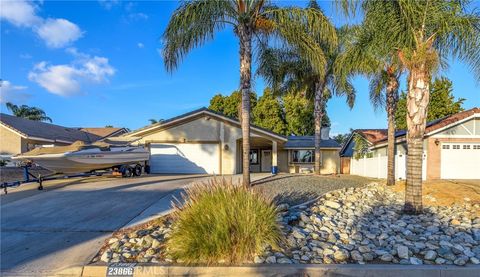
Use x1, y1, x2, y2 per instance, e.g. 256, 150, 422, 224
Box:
12, 140, 150, 174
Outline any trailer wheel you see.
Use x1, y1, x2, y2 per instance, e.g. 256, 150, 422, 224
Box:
121, 166, 132, 178
133, 164, 142, 177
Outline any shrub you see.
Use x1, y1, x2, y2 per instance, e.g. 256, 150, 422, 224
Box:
166, 178, 282, 265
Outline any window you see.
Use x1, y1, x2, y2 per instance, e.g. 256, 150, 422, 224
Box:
463, 145, 471, 150
453, 145, 460, 150
442, 145, 450, 149
291, 150, 315, 163
249, 150, 259, 164
473, 145, 480, 150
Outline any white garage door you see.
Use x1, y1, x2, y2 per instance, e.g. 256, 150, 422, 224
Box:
149, 143, 220, 174
441, 143, 480, 179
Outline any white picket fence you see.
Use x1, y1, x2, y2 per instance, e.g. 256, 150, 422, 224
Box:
351, 153, 426, 180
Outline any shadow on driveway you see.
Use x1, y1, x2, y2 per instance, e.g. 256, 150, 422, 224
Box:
0, 174, 206, 275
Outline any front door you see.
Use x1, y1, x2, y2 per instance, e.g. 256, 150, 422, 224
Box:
261, 150, 272, 172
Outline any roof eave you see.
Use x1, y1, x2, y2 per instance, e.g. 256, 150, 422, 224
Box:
127, 108, 288, 142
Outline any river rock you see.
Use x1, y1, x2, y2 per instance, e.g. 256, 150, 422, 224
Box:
397, 245, 409, 259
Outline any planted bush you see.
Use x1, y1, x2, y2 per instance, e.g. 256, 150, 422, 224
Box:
166, 178, 282, 265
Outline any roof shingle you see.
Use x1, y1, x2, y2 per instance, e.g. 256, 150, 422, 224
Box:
0, 113, 100, 143
284, 136, 341, 149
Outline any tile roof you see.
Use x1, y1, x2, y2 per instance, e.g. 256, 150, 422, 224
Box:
425, 107, 479, 134
0, 113, 101, 143
80, 127, 128, 138
374, 107, 480, 144
284, 136, 341, 149
354, 129, 388, 144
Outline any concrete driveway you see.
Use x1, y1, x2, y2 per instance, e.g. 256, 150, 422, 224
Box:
0, 173, 270, 276
0, 174, 212, 276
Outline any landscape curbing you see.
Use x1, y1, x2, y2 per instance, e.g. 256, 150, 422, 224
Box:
81, 263, 480, 277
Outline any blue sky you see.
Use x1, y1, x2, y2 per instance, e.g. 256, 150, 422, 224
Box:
1, 1, 479, 135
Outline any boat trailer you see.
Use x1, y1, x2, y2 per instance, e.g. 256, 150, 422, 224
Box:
1, 166, 105, 194
1, 163, 148, 194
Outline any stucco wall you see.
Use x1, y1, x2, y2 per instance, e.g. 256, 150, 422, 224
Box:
287, 149, 340, 174
130, 115, 285, 175
277, 149, 289, 173
0, 125, 23, 155
137, 117, 221, 143
223, 121, 242, 175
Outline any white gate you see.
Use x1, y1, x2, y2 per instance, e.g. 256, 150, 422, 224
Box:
350, 152, 426, 180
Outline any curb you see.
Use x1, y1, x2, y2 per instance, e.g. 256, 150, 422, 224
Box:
81, 263, 480, 277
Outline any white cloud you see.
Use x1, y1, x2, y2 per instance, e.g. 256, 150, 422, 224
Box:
98, 0, 120, 10
137, 42, 144, 48
82, 56, 115, 82
29, 62, 80, 96
0, 0, 41, 27
36, 18, 83, 48
28, 50, 115, 96
128, 12, 148, 21
0, 0, 82, 48
0, 80, 30, 104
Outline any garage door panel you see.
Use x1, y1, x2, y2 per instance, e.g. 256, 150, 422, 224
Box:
150, 143, 219, 174
441, 143, 480, 179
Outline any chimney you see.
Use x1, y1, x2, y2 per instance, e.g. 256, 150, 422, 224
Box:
321, 127, 330, 140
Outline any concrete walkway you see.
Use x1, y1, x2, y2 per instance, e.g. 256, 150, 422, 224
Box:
0, 173, 269, 276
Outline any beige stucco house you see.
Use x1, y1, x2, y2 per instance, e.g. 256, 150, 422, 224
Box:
340, 107, 480, 180
0, 113, 128, 157
125, 108, 341, 175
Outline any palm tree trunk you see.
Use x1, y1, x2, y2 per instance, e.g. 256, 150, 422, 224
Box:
404, 68, 429, 214
239, 26, 252, 187
314, 81, 325, 175
386, 74, 399, 186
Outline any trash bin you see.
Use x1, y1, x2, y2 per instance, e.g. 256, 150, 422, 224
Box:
271, 166, 278, 175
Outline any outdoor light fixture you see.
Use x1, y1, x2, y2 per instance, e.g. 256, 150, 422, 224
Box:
224, 144, 229, 151
435, 139, 440, 146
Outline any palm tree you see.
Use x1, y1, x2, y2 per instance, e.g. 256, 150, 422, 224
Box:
258, 25, 354, 175
341, 0, 480, 213
336, 25, 402, 186
162, 0, 337, 186
148, 119, 164, 124
5, 102, 52, 122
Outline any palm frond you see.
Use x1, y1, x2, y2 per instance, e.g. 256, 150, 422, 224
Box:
263, 5, 337, 75
368, 71, 388, 111
162, 0, 233, 72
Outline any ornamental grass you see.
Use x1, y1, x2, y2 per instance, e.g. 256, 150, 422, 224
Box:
166, 178, 282, 265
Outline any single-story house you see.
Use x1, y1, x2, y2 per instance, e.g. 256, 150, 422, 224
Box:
0, 113, 127, 156
125, 107, 341, 175
340, 107, 480, 180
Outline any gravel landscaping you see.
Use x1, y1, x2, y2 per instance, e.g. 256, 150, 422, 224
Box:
94, 179, 480, 266
253, 174, 376, 206
258, 183, 480, 266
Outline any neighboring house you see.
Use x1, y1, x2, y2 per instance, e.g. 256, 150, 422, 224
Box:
340, 107, 480, 180
125, 107, 341, 175
79, 127, 129, 139
0, 113, 126, 157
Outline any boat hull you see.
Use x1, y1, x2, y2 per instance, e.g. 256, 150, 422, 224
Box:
13, 150, 150, 174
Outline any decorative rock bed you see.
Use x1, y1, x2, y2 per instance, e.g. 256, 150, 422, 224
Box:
94, 183, 480, 266
259, 183, 480, 266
